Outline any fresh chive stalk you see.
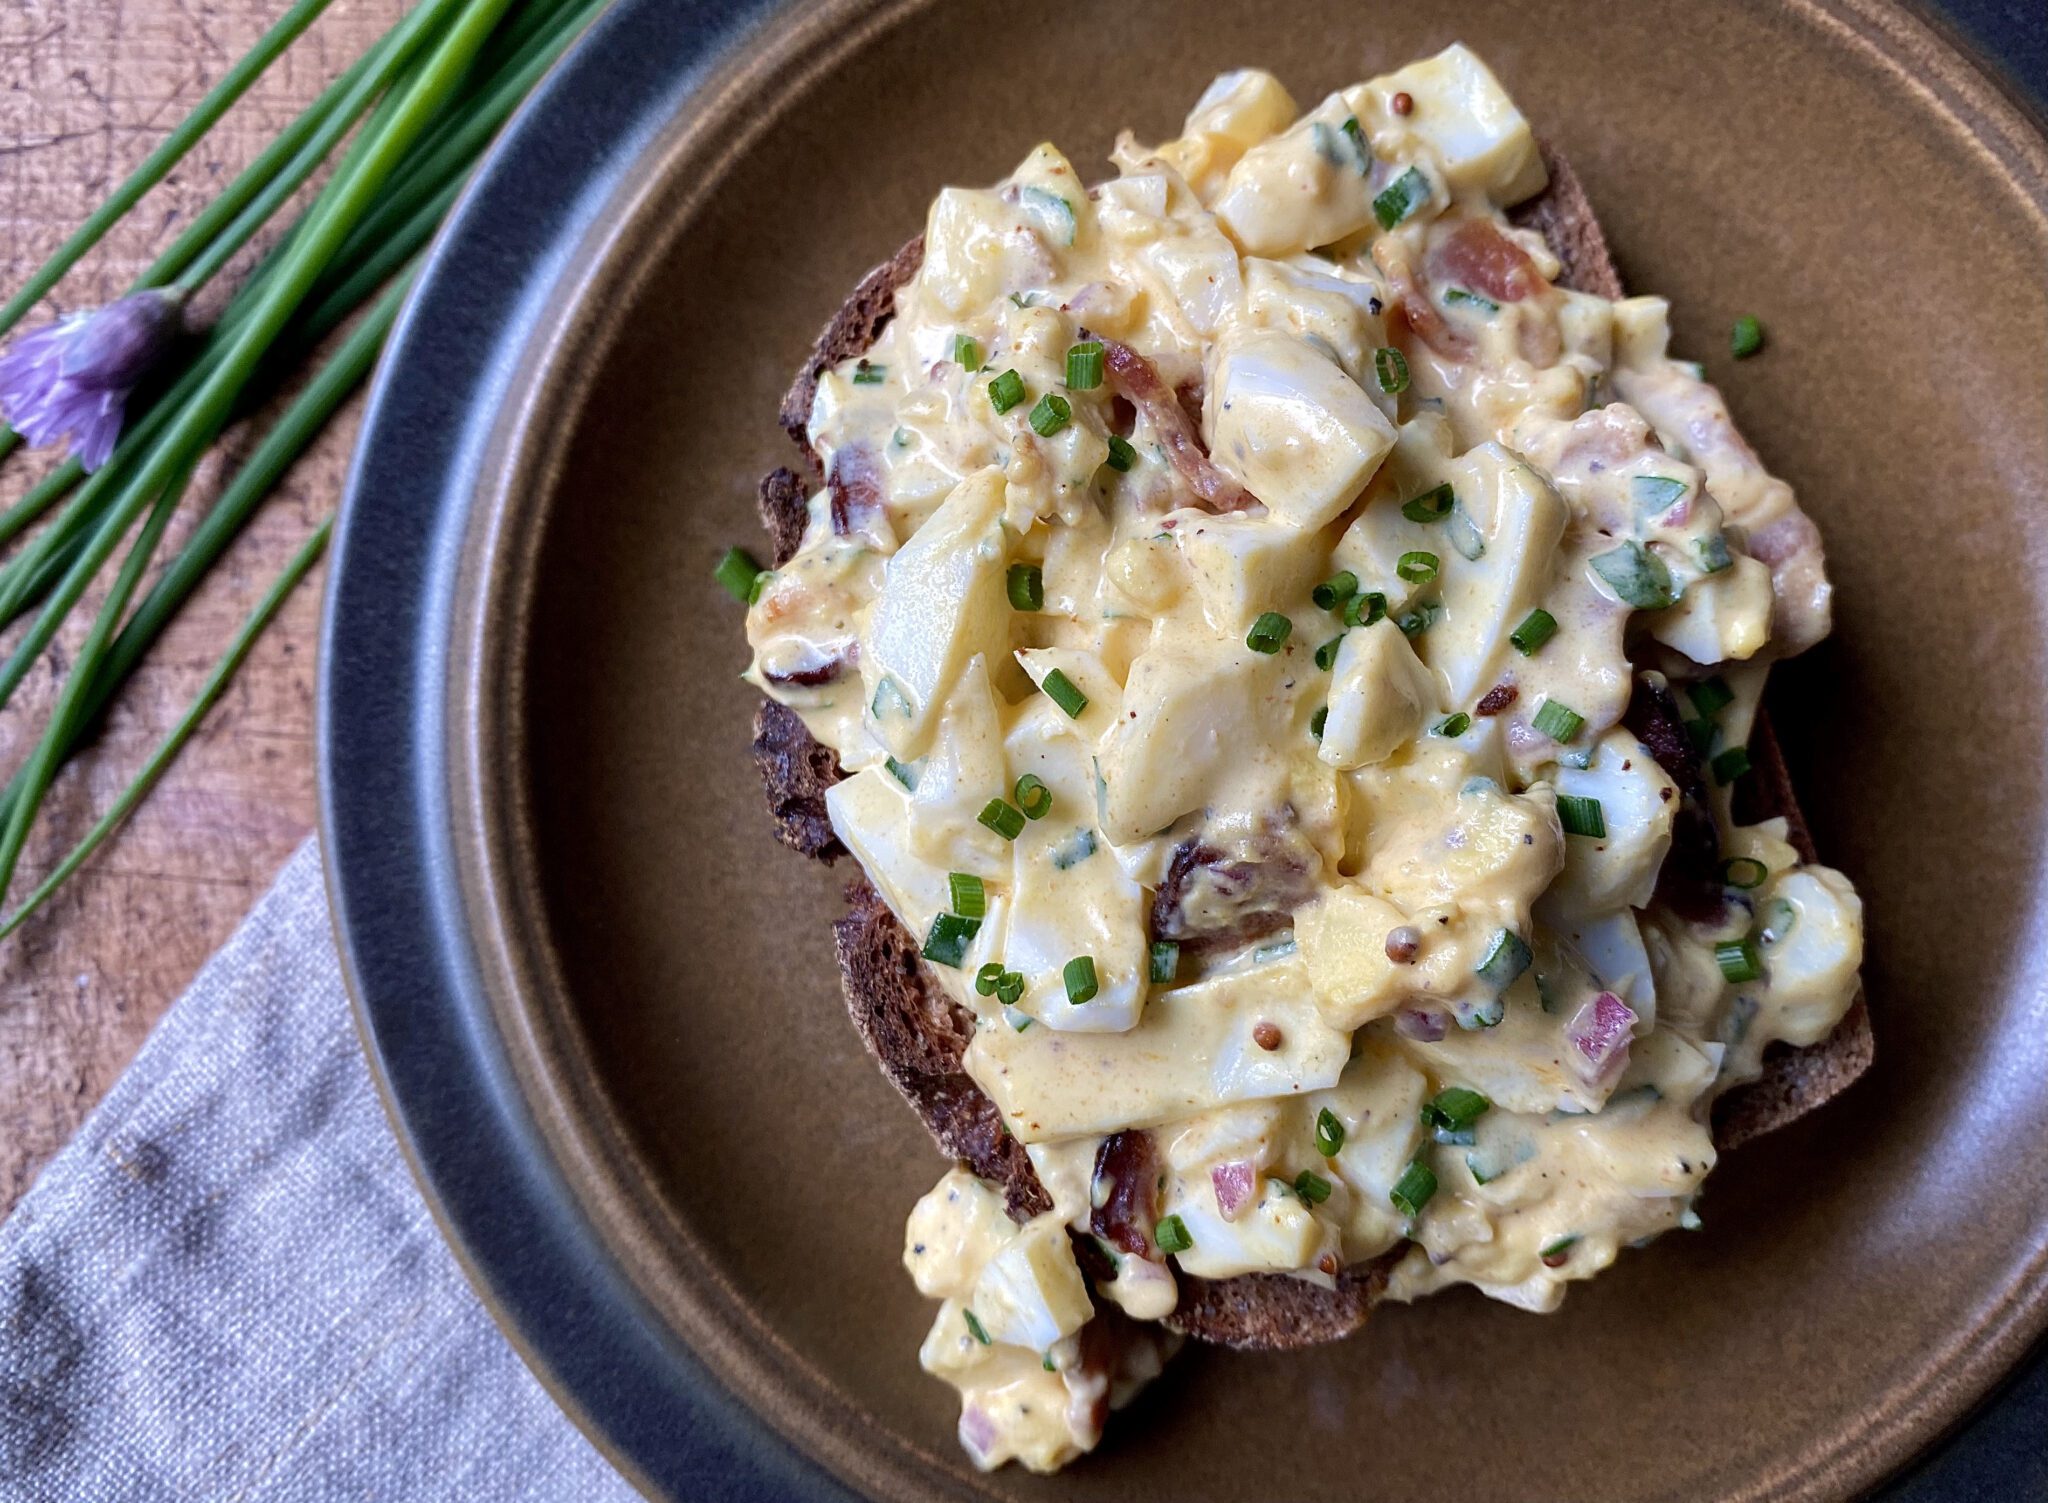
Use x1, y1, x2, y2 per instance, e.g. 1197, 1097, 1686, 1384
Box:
0, 0, 601, 920
0, 0, 339, 340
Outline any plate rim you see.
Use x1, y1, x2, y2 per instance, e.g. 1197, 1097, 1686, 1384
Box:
317, 1, 2048, 1499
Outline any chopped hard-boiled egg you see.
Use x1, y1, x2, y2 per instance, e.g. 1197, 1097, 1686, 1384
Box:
744, 44, 1861, 1476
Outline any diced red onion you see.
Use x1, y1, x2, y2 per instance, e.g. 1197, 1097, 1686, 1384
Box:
1211, 1159, 1256, 1221
1568, 990, 1636, 1083
959, 1404, 998, 1459
1395, 1008, 1448, 1042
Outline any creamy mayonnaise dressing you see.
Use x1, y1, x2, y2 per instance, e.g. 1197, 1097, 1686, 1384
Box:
744, 44, 1864, 1473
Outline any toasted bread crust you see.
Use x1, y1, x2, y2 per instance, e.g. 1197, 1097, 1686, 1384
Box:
751, 701, 845, 862
1167, 1258, 1398, 1348
1510, 145, 1624, 301
750, 148, 1869, 1351
778, 236, 927, 474
835, 880, 1052, 1221
757, 465, 812, 568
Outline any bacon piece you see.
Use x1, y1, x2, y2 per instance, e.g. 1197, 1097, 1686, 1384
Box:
1475, 682, 1519, 717
1428, 220, 1548, 305
761, 640, 856, 689
827, 442, 890, 545
1380, 256, 1468, 361
1100, 339, 1255, 512
1091, 1130, 1162, 1258
1150, 823, 1317, 955
1622, 676, 1724, 923
1747, 511, 1832, 655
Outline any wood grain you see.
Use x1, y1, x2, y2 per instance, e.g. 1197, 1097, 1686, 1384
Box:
0, 0, 410, 1213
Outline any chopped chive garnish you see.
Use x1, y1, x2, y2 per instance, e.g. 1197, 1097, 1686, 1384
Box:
1149, 939, 1179, 983
1443, 286, 1499, 314
1476, 929, 1532, 990
1446, 504, 1486, 562
747, 570, 774, 604
1313, 571, 1358, 611
1760, 896, 1798, 947
1310, 706, 1328, 739
952, 333, 982, 369
975, 961, 1005, 996
1042, 668, 1089, 718
1401, 483, 1455, 523
1631, 474, 1689, 520
995, 970, 1024, 1005
1531, 698, 1584, 743
1716, 937, 1762, 984
1389, 1159, 1437, 1219
1540, 1235, 1579, 1267
1013, 773, 1052, 819
873, 678, 910, 719
988, 368, 1026, 413
1396, 550, 1439, 583
1065, 340, 1104, 390
1720, 856, 1768, 890
1315, 636, 1344, 671
1688, 677, 1735, 717
1063, 955, 1099, 1004
884, 756, 920, 791
714, 546, 763, 602
1731, 315, 1765, 359
964, 1309, 992, 1345
1396, 605, 1434, 639
1315, 1107, 1346, 1157
1007, 561, 1044, 612
1154, 1214, 1193, 1254
1104, 434, 1137, 472
1029, 391, 1072, 436
1246, 611, 1293, 654
1422, 1087, 1491, 1133
921, 912, 982, 968
1712, 746, 1752, 785
1556, 794, 1607, 838
1051, 829, 1097, 869
1042, 1351, 1057, 1371
1591, 540, 1678, 610
949, 872, 987, 918
978, 799, 1026, 840
1345, 590, 1388, 628
851, 360, 886, 385
1340, 115, 1370, 169
1373, 345, 1410, 394
1372, 165, 1429, 230
1293, 1169, 1333, 1205
1685, 717, 1720, 755
1696, 533, 1734, 573
1510, 607, 1558, 656
1433, 712, 1471, 738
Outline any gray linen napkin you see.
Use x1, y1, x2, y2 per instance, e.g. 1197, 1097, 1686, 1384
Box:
0, 839, 637, 1501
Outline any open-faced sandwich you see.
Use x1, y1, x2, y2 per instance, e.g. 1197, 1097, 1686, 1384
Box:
728, 43, 1868, 1473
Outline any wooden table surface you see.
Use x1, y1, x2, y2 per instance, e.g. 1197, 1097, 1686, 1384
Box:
0, 0, 410, 1214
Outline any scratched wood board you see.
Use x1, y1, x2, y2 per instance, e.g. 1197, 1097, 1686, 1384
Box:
0, 0, 412, 1213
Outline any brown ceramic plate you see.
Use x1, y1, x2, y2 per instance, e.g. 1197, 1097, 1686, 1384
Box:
321, 0, 2048, 1498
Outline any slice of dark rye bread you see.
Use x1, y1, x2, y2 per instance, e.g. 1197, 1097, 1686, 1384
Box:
747, 145, 1870, 1349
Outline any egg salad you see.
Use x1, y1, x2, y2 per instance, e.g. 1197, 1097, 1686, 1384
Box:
743, 44, 1864, 1474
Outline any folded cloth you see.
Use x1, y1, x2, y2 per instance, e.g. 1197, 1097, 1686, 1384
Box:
0, 840, 637, 1501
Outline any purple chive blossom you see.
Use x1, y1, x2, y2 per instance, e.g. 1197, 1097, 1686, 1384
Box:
0, 288, 184, 472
